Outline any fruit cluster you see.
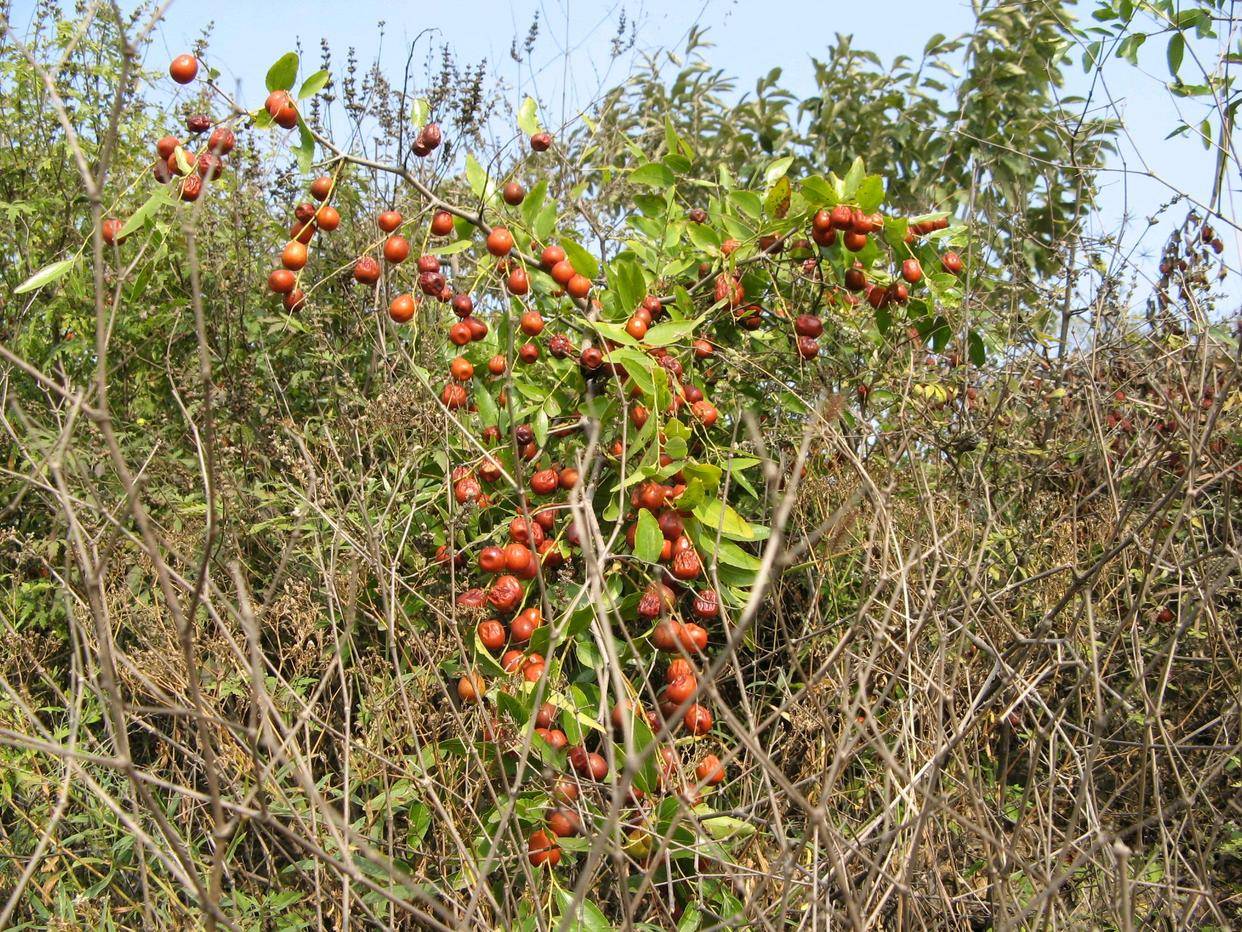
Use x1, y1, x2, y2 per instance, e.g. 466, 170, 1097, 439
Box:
103, 51, 971, 878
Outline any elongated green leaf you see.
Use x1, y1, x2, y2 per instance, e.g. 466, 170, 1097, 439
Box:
644, 317, 701, 347
630, 162, 675, 187
561, 239, 599, 280
265, 53, 299, 92
609, 256, 646, 313
464, 153, 493, 201
857, 175, 886, 212
554, 890, 612, 931
474, 383, 499, 427
517, 96, 543, 136
764, 155, 794, 184
15, 256, 77, 294
294, 118, 315, 173
764, 175, 791, 219
117, 190, 173, 239
635, 509, 663, 563
693, 498, 755, 540
297, 69, 330, 100
1166, 32, 1185, 76
409, 97, 430, 128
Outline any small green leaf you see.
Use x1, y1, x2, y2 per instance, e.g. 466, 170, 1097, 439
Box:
516, 96, 543, 136
15, 256, 77, 294
764, 155, 794, 184
635, 509, 663, 563
464, 153, 491, 200
692, 498, 755, 540
968, 330, 986, 366
474, 384, 499, 427
696, 807, 756, 842
630, 162, 675, 187
644, 318, 701, 347
856, 175, 885, 213
1166, 32, 1185, 76
842, 156, 866, 198
117, 190, 173, 239
297, 69, 330, 100
609, 256, 646, 314
553, 890, 612, 931
265, 52, 299, 92
764, 175, 791, 219
409, 97, 430, 128
293, 118, 316, 173
561, 240, 599, 280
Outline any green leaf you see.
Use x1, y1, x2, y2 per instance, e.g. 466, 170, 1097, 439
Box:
520, 178, 548, 229
409, 97, 430, 128
635, 509, 663, 563
464, 153, 490, 200
407, 802, 432, 850
763, 155, 794, 184
561, 240, 599, 280
841, 156, 866, 198
15, 256, 77, 294
1166, 32, 1184, 76
968, 330, 986, 366
609, 256, 646, 313
644, 317, 702, 347
516, 96, 543, 136
297, 69, 330, 99
764, 175, 791, 219
593, 321, 638, 347
554, 890, 612, 931
696, 807, 756, 842
728, 190, 764, 219
474, 383, 499, 427
856, 175, 886, 213
630, 162, 675, 188
692, 498, 755, 540
533, 409, 550, 449
265, 53, 299, 93
117, 190, 173, 240
293, 117, 316, 174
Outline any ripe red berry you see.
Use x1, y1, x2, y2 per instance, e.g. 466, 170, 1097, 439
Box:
457, 672, 486, 704
486, 227, 514, 257
546, 808, 580, 838
477, 619, 506, 651
528, 829, 561, 867
206, 126, 235, 155
169, 54, 198, 84
389, 293, 416, 324
695, 754, 725, 785
308, 176, 334, 201
567, 274, 591, 300
503, 181, 525, 205
683, 703, 713, 736
101, 218, 125, 246
353, 256, 380, 285
264, 90, 298, 129
902, 258, 923, 283
530, 132, 552, 152
430, 210, 454, 236
267, 269, 296, 294
507, 266, 530, 295
315, 205, 340, 231
383, 236, 410, 264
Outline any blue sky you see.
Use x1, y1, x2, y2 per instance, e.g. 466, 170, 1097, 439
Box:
10, 0, 1233, 288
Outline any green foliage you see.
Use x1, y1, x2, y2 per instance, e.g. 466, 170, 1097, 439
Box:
588, 12, 1116, 291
